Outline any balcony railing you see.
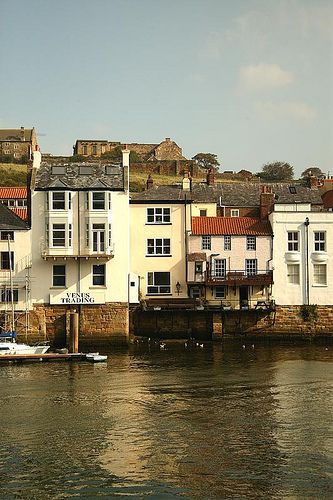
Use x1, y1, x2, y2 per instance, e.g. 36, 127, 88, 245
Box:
41, 243, 114, 260
206, 269, 273, 286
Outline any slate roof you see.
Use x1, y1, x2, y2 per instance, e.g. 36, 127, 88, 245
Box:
130, 184, 192, 202
192, 217, 272, 236
0, 187, 27, 199
0, 204, 28, 230
34, 159, 124, 191
192, 182, 323, 206
132, 181, 323, 206
0, 129, 34, 142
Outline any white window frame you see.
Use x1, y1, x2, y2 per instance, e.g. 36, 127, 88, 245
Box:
224, 235, 231, 251
146, 207, 171, 224
0, 251, 14, 270
51, 192, 66, 210
1, 289, 18, 303
202, 235, 211, 250
288, 231, 299, 251
92, 192, 105, 210
313, 264, 327, 286
245, 259, 257, 276
190, 286, 201, 299
52, 265, 66, 287
214, 259, 226, 278
92, 264, 106, 286
215, 285, 227, 299
230, 209, 239, 217
147, 272, 171, 295
52, 223, 66, 247
314, 232, 326, 252
287, 264, 300, 284
146, 238, 171, 256
246, 236, 256, 250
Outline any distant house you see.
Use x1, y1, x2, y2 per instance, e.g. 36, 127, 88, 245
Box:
0, 204, 31, 320
73, 137, 186, 161
0, 127, 37, 162
0, 187, 28, 221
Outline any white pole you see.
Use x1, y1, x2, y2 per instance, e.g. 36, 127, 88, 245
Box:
8, 235, 14, 334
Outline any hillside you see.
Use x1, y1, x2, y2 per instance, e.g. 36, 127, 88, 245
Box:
0, 162, 247, 191
0, 163, 27, 186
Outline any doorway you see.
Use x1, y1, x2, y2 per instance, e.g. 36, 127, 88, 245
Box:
239, 286, 249, 309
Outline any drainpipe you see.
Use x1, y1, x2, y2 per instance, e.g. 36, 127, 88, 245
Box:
184, 193, 188, 293
304, 217, 310, 305
77, 191, 81, 293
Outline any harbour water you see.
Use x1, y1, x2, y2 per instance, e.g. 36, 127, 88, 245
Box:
0, 341, 332, 499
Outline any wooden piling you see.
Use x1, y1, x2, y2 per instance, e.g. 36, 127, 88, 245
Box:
69, 310, 79, 353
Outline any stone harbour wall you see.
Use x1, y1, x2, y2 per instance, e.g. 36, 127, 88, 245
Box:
130, 305, 333, 340
16, 302, 129, 346
11, 304, 333, 345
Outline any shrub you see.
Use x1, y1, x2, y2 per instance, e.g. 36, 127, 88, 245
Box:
300, 304, 318, 322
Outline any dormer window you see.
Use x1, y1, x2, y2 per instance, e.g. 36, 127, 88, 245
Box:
230, 209, 239, 217
289, 186, 297, 194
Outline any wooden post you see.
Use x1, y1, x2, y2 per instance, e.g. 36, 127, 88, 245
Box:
69, 310, 79, 353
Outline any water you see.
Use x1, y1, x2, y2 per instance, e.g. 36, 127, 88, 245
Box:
0, 341, 332, 499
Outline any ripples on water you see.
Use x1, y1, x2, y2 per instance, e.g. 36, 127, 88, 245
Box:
0, 342, 332, 499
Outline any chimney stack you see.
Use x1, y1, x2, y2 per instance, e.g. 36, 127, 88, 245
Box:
206, 168, 215, 186
182, 171, 191, 191
260, 185, 274, 219
20, 126, 25, 141
146, 174, 154, 190
307, 171, 318, 189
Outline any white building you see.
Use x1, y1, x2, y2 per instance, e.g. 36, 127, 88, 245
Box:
270, 204, 333, 305
28, 150, 130, 344
0, 205, 31, 333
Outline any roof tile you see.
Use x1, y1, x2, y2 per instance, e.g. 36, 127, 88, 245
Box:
192, 216, 272, 236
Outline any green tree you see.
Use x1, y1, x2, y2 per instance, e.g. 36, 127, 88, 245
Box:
192, 153, 220, 171
258, 161, 294, 181
301, 167, 325, 179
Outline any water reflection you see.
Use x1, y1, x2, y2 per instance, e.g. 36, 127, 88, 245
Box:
0, 343, 332, 498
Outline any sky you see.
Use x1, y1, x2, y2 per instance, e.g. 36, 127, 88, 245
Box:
1, 0, 332, 177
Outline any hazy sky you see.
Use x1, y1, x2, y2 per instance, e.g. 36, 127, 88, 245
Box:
1, 0, 332, 176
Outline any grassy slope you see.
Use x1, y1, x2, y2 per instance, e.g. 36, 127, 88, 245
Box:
0, 163, 27, 186
0, 163, 245, 190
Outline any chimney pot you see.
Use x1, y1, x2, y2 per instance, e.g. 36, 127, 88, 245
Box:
206, 168, 215, 186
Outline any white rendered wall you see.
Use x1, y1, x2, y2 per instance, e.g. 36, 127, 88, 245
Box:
270, 211, 333, 305
30, 190, 129, 305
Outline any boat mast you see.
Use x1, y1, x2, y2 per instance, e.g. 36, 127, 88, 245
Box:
8, 235, 14, 333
